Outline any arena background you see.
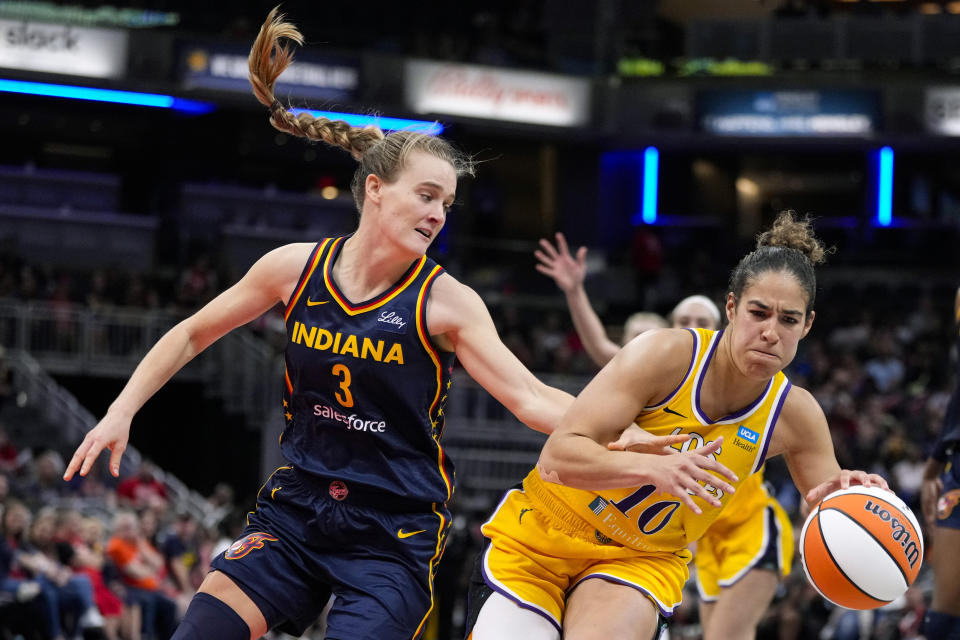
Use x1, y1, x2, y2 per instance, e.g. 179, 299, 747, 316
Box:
0, 1, 958, 638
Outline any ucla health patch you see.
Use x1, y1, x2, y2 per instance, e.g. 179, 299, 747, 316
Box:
737, 425, 759, 444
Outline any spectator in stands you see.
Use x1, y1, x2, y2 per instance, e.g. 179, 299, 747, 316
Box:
81, 515, 140, 640
158, 513, 198, 597
1, 498, 55, 639
20, 450, 71, 512
0, 347, 13, 412
106, 511, 177, 640
50, 510, 125, 640
0, 423, 19, 472
175, 255, 217, 311
116, 462, 168, 513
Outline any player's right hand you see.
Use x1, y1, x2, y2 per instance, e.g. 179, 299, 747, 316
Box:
63, 413, 131, 480
534, 232, 587, 293
640, 437, 738, 515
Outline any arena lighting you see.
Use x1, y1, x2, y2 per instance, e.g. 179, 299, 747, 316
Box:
0, 78, 215, 114
641, 146, 659, 224
290, 109, 443, 135
876, 146, 894, 227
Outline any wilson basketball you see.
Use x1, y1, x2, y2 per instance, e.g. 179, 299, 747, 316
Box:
799, 485, 923, 610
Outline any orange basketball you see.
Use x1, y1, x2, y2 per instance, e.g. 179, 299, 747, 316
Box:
799, 485, 923, 610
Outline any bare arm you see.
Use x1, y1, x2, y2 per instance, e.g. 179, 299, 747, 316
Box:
769, 386, 888, 506
922, 457, 945, 528
429, 275, 573, 433
535, 233, 620, 366
537, 329, 737, 513
64, 243, 314, 479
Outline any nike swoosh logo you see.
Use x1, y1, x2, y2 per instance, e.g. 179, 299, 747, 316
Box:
306, 298, 329, 306
397, 528, 426, 539
663, 407, 687, 418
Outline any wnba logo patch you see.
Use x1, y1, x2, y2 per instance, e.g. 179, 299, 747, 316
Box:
937, 489, 960, 520
329, 480, 349, 501
225, 532, 279, 560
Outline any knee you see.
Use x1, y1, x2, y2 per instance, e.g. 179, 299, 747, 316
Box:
172, 593, 251, 640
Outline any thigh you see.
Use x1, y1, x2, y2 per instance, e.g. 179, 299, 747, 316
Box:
470, 592, 560, 640
564, 578, 660, 640
931, 526, 960, 615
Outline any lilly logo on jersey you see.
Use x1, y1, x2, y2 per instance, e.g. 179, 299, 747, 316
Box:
291, 321, 404, 365
314, 403, 387, 433
224, 532, 279, 560
377, 310, 408, 334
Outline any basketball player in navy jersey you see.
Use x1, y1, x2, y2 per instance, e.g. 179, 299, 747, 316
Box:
62, 10, 700, 640
921, 286, 960, 640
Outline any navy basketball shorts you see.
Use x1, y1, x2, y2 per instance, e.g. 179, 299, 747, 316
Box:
210, 466, 450, 638
936, 451, 960, 531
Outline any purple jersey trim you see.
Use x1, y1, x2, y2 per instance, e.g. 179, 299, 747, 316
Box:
753, 380, 791, 473
570, 573, 679, 617
645, 328, 699, 410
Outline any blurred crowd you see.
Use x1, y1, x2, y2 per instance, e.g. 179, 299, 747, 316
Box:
0, 444, 245, 640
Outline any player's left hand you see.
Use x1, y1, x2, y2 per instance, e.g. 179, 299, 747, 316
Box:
607, 423, 690, 455
805, 469, 889, 505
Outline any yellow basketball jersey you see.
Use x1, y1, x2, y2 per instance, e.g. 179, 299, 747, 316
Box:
526, 328, 792, 554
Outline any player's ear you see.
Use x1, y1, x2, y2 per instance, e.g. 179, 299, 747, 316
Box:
801, 309, 815, 339
725, 293, 736, 323
365, 173, 383, 206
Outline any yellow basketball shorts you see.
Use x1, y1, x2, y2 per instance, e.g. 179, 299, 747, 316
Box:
478, 487, 692, 632
694, 497, 794, 602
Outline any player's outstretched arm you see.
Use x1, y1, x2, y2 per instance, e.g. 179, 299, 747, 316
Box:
537, 329, 738, 513
428, 274, 574, 434
770, 387, 887, 506
64, 243, 313, 480
535, 232, 619, 367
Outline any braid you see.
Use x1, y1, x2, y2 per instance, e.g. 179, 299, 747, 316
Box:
248, 8, 474, 216
248, 7, 385, 158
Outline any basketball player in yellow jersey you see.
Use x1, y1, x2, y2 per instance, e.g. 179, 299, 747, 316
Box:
468, 212, 888, 640
535, 233, 794, 640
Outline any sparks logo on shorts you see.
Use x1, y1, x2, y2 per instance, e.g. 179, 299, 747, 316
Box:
737, 426, 759, 444
225, 532, 279, 560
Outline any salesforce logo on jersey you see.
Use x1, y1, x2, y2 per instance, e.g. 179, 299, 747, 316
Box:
313, 403, 386, 433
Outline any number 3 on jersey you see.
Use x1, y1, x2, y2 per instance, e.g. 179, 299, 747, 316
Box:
332, 364, 354, 407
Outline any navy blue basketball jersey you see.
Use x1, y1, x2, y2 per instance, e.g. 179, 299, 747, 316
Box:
280, 237, 457, 504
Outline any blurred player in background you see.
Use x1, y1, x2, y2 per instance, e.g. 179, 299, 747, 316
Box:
920, 286, 960, 640
535, 232, 794, 640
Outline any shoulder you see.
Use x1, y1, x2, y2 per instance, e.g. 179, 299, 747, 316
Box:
255, 242, 317, 271
771, 383, 827, 454
607, 328, 697, 394
780, 384, 823, 422
426, 273, 489, 335
619, 327, 696, 370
